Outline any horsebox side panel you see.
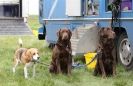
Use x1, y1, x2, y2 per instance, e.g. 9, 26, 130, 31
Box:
42, 0, 67, 19
45, 23, 72, 43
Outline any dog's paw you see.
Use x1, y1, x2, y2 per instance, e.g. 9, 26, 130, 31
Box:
12, 68, 15, 73
113, 70, 116, 75
93, 70, 98, 76
24, 76, 28, 79
102, 75, 106, 79
113, 72, 116, 77
24, 75, 28, 79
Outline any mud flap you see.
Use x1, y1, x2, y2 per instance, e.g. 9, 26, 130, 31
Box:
38, 26, 46, 40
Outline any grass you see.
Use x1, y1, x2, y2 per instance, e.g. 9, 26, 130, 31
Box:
0, 16, 133, 86
27, 15, 41, 30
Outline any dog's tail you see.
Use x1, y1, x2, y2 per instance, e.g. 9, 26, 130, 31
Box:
18, 38, 23, 48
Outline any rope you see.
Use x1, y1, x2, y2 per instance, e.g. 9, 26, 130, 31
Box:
85, 51, 102, 66
109, 0, 121, 29
36, 51, 102, 69
36, 61, 50, 67
72, 51, 102, 69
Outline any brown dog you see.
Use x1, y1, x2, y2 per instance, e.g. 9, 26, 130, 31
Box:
13, 39, 40, 79
94, 27, 116, 78
49, 28, 72, 75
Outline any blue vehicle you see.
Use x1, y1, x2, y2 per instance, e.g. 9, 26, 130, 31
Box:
38, 0, 133, 70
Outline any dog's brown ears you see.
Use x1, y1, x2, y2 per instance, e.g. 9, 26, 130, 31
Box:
57, 29, 61, 37
25, 49, 32, 62
99, 27, 105, 36
107, 27, 112, 30
57, 28, 72, 38
68, 29, 72, 38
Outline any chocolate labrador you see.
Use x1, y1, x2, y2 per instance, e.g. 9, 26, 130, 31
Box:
94, 27, 116, 78
49, 28, 72, 75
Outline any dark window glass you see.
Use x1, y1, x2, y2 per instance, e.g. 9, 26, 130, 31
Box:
86, 0, 99, 15
107, 0, 132, 11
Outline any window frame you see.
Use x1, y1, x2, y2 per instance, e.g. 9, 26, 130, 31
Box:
84, 0, 99, 16
106, 0, 132, 12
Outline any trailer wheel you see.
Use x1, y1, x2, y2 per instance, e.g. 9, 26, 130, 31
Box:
117, 33, 133, 70
38, 26, 46, 40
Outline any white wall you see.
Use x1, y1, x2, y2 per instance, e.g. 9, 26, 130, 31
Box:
0, 0, 19, 4
28, 0, 39, 15
0, 0, 39, 15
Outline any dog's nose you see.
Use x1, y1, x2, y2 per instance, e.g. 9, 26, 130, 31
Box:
62, 33, 68, 40
37, 57, 40, 59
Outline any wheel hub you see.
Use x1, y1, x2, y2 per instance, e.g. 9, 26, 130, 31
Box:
119, 38, 132, 66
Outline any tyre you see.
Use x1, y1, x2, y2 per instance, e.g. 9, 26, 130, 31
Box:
38, 34, 45, 40
38, 26, 46, 40
117, 33, 133, 70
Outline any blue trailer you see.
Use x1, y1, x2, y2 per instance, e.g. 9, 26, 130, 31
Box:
38, 0, 133, 70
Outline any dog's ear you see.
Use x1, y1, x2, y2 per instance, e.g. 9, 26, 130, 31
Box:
36, 49, 39, 54
68, 29, 72, 38
99, 27, 105, 36
107, 27, 112, 30
25, 49, 32, 62
26, 49, 31, 56
57, 29, 61, 37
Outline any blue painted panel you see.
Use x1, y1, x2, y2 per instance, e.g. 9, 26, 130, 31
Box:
45, 20, 96, 43
46, 24, 72, 43
41, 0, 133, 19
42, 0, 68, 19
43, 0, 55, 18
50, 0, 66, 18
39, 0, 133, 49
42, 0, 102, 19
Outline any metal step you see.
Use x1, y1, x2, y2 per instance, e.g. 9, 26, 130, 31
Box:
71, 27, 89, 39
0, 19, 32, 35
71, 27, 91, 54
71, 24, 98, 55
71, 40, 78, 51
71, 27, 88, 55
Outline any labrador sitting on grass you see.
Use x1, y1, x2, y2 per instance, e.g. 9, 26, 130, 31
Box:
94, 27, 116, 78
49, 28, 72, 75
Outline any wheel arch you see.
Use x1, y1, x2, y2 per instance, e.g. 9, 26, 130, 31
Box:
113, 27, 128, 62
38, 25, 46, 40
113, 27, 127, 38
113, 27, 133, 70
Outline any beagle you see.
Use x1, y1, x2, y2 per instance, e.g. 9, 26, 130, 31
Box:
13, 38, 40, 79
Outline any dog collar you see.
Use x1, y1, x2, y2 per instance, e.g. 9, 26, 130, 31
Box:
56, 42, 69, 49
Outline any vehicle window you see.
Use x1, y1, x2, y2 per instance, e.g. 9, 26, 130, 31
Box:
121, 0, 132, 11
107, 0, 132, 11
85, 0, 99, 15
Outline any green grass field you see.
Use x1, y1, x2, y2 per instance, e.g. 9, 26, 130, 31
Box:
0, 16, 133, 86
28, 16, 41, 30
